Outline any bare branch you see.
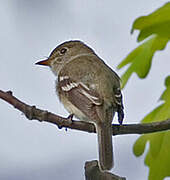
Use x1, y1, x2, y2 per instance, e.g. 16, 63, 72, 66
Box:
1, 89, 170, 135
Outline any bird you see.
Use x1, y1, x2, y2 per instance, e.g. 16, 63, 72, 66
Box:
36, 40, 124, 171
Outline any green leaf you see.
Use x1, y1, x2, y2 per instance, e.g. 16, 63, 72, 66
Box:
137, 21, 170, 42
132, 2, 170, 42
133, 76, 170, 180
118, 2, 170, 88
144, 131, 170, 180
133, 135, 148, 157
160, 76, 170, 104
118, 36, 168, 88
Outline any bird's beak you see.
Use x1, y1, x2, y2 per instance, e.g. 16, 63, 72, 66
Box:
35, 58, 51, 66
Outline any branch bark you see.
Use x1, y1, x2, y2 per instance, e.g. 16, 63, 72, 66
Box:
1, 89, 170, 135
85, 160, 126, 180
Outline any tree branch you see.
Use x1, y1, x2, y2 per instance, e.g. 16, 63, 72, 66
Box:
1, 89, 170, 135
85, 160, 126, 180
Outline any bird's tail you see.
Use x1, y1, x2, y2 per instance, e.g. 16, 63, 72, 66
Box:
96, 122, 113, 170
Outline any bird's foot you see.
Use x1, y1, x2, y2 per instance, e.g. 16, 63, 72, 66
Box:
64, 114, 74, 131
67, 114, 74, 124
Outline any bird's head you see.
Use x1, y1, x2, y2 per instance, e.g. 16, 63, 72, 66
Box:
36, 40, 95, 76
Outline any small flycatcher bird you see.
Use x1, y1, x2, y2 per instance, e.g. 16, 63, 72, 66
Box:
36, 40, 124, 170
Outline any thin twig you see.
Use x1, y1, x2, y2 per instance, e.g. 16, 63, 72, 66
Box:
0, 90, 170, 135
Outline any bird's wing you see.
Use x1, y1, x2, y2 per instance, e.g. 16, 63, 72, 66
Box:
58, 76, 104, 123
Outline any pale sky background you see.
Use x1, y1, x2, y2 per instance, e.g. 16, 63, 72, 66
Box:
0, 0, 170, 180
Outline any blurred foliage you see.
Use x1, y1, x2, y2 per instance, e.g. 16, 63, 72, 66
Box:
117, 2, 170, 88
117, 2, 170, 180
133, 76, 170, 180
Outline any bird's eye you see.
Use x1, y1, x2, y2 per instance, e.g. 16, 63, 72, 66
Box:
60, 48, 67, 54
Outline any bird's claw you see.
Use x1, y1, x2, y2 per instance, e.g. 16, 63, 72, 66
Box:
67, 114, 74, 123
